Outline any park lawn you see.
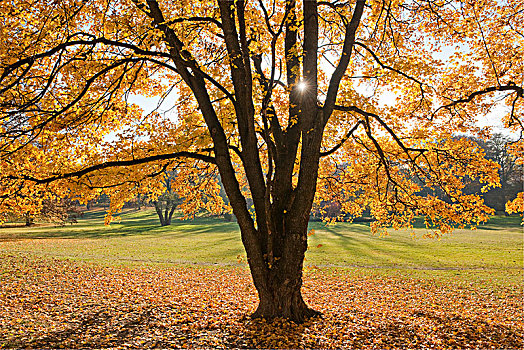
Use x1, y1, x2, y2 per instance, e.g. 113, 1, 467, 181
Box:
0, 209, 521, 279
0, 210, 522, 348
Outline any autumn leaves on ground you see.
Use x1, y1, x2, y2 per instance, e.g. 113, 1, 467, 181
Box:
0, 210, 522, 349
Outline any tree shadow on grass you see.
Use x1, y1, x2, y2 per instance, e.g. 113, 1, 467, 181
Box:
313, 224, 430, 267
0, 223, 162, 240
0, 211, 240, 241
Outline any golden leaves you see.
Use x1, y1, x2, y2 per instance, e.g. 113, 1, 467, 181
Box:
1, 254, 522, 348
506, 192, 523, 216
316, 132, 503, 234
1, 0, 522, 233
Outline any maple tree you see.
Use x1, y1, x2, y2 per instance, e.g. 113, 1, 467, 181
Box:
0, 0, 522, 321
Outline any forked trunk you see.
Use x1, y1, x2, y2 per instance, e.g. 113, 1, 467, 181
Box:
154, 201, 176, 226
248, 219, 320, 323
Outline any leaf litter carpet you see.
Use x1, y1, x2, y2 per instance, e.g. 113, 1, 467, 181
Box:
1, 254, 522, 349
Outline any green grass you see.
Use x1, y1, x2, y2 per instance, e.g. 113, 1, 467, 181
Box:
0, 209, 522, 283
0, 209, 245, 265
306, 218, 522, 269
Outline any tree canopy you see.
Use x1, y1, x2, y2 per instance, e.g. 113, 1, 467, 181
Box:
1, 0, 522, 321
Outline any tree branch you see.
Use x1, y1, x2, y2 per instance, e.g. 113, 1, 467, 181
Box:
334, 104, 427, 154
354, 42, 425, 96
8, 151, 216, 185
320, 120, 363, 156
434, 84, 523, 118
0, 36, 171, 91
142, 0, 268, 277
322, 0, 366, 124
165, 16, 223, 29
219, 0, 269, 241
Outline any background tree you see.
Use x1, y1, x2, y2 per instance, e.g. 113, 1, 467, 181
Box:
469, 134, 523, 213
38, 196, 83, 225
152, 171, 180, 226
0, 0, 522, 322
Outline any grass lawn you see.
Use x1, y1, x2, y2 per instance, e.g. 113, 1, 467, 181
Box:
0, 209, 521, 277
0, 209, 522, 348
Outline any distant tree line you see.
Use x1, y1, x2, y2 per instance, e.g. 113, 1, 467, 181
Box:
465, 134, 522, 214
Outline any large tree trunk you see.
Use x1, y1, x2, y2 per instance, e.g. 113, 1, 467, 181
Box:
246, 214, 320, 323
143, 0, 363, 325
253, 273, 319, 322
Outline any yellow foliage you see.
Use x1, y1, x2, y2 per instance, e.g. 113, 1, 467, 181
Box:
0, 0, 521, 233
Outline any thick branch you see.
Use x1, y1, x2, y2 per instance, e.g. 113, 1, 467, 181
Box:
8, 151, 215, 184
143, 0, 268, 281
252, 54, 282, 151
219, 0, 268, 239
302, 0, 320, 123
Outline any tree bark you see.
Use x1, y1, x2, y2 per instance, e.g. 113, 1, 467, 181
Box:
246, 213, 320, 323
140, 0, 364, 324
252, 274, 320, 323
